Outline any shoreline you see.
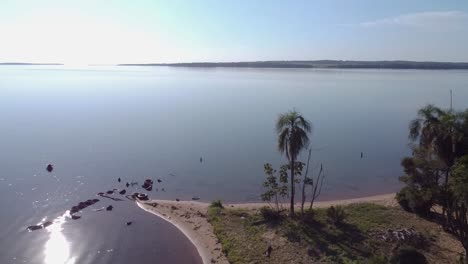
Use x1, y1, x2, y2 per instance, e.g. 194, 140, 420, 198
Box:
137, 193, 396, 264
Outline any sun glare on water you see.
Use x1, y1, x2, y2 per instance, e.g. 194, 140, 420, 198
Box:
44, 212, 76, 264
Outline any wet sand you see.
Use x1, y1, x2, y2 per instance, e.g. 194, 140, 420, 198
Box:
138, 193, 396, 264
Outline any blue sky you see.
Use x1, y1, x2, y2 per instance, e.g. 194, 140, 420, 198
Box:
1, 0, 468, 64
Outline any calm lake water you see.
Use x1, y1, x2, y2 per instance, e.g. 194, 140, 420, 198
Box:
1, 65, 467, 263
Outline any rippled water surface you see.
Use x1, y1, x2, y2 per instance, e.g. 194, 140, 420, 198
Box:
1, 66, 468, 263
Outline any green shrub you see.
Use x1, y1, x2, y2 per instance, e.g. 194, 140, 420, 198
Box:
302, 209, 315, 225
396, 186, 432, 216
396, 188, 411, 211
327, 206, 347, 226
210, 199, 224, 208
260, 206, 282, 221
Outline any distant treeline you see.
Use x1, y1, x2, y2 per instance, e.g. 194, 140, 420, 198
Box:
119, 60, 468, 70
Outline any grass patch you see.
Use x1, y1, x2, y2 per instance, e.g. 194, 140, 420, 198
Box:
209, 203, 461, 263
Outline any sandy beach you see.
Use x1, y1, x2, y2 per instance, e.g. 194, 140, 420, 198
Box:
138, 193, 397, 264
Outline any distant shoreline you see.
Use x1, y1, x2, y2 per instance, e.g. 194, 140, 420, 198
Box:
2, 60, 468, 69
118, 60, 468, 70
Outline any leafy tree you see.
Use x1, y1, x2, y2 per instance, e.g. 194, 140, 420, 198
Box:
397, 147, 444, 216
408, 105, 468, 211
261, 163, 288, 213
399, 104, 468, 260
277, 110, 311, 216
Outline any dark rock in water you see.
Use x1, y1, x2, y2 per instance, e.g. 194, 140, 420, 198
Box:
126, 182, 130, 187
70, 206, 80, 214
192, 197, 200, 201
119, 189, 126, 195
176, 198, 180, 202
142, 179, 154, 191
71, 215, 81, 220
106, 190, 114, 194
141, 179, 153, 191
106, 205, 113, 211
97, 192, 104, 196
46, 164, 53, 172
132, 192, 149, 201
27, 221, 52, 231
118, 177, 121, 183
27, 225, 43, 231
157, 179, 162, 183
126, 221, 132, 226
161, 188, 165, 192
70, 199, 99, 215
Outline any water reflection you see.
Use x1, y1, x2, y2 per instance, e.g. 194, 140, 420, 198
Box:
44, 212, 76, 264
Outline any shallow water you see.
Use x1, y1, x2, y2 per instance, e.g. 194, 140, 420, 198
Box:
0, 66, 467, 263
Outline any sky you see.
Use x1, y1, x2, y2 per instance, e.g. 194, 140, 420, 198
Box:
1, 0, 468, 64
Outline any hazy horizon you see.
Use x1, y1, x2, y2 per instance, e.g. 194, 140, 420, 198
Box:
1, 0, 468, 65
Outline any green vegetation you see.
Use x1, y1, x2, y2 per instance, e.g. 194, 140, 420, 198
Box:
397, 104, 468, 260
276, 110, 311, 216
326, 206, 347, 226
210, 199, 224, 209
208, 203, 459, 263
260, 163, 288, 213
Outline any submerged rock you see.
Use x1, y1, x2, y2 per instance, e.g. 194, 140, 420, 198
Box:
106, 205, 113, 211
126, 221, 132, 226
27, 221, 53, 231
119, 189, 126, 195
27, 225, 42, 231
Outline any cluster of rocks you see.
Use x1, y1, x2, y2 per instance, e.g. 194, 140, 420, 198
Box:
70, 199, 100, 215
27, 166, 142, 232
372, 227, 425, 245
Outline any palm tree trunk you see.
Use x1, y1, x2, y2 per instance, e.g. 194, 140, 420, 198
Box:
463, 244, 468, 264
290, 158, 295, 217
301, 181, 306, 216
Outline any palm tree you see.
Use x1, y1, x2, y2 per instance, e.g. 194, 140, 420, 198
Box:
409, 104, 458, 177
408, 104, 464, 217
277, 110, 311, 216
